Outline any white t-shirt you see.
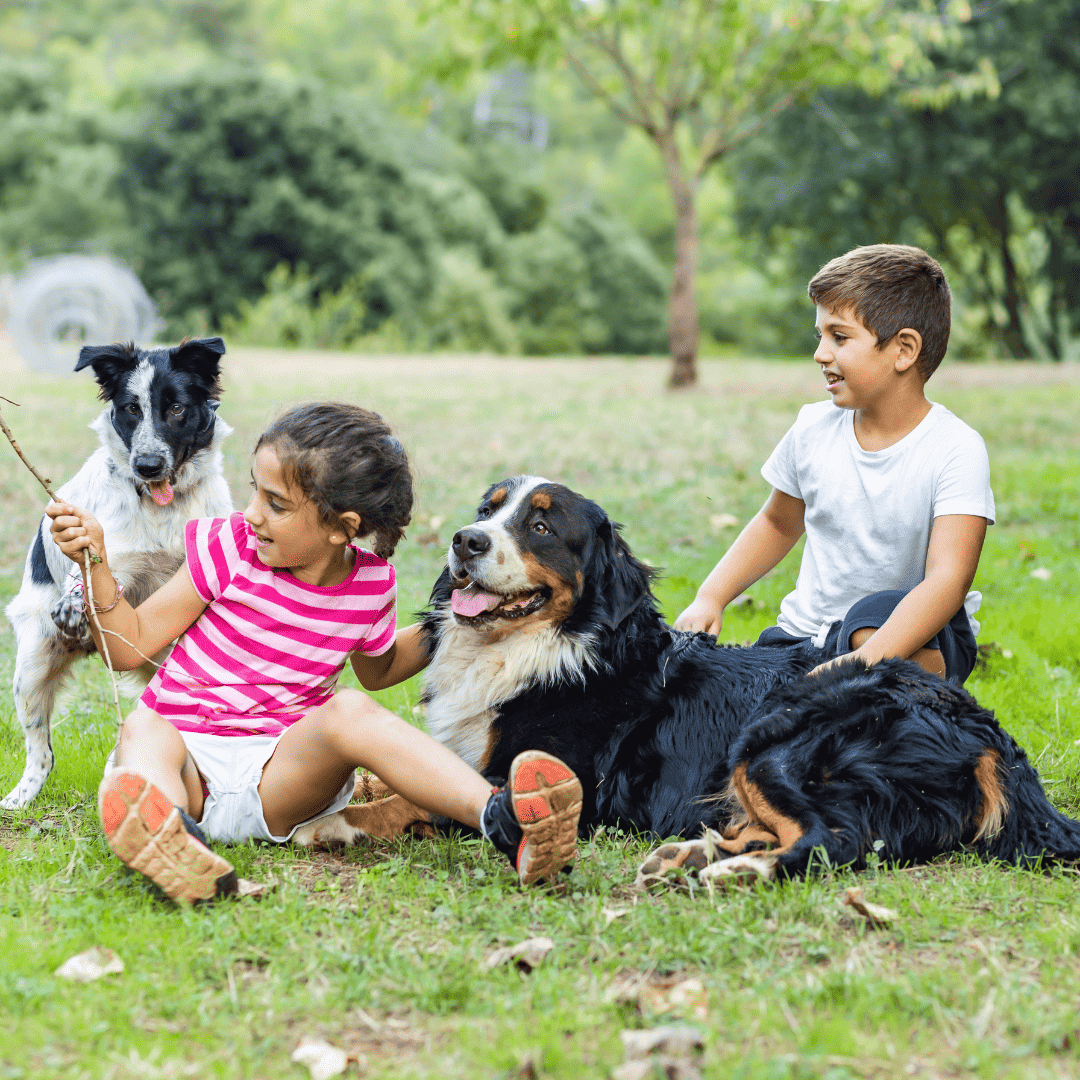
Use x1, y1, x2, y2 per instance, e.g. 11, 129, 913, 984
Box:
761, 400, 995, 642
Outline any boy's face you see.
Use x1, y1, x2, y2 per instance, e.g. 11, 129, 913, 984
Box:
813, 305, 913, 411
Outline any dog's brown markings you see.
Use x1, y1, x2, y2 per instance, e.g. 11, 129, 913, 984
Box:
531, 492, 551, 510
720, 819, 781, 853
520, 552, 577, 623
490, 486, 507, 507
352, 773, 392, 802
972, 749, 1008, 840
479, 729, 499, 773
497, 551, 505, 564
339, 792, 435, 839
717, 764, 803, 856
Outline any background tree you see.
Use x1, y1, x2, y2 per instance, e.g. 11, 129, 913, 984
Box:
428, 0, 930, 386
731, 0, 1077, 360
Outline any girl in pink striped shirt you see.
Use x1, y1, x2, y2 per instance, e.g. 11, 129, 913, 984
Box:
48, 403, 581, 902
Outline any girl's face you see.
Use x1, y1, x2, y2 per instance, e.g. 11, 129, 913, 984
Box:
243, 444, 350, 582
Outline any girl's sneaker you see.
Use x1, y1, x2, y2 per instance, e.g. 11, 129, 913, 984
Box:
97, 769, 237, 903
481, 751, 582, 885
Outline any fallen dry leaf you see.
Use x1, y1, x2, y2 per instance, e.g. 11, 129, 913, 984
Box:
290, 1039, 348, 1080
235, 877, 273, 899
55, 946, 124, 982
844, 886, 899, 927
613, 1060, 701, 1080
483, 936, 554, 972
602, 905, 630, 927
613, 1025, 705, 1080
607, 973, 708, 1022
639, 976, 708, 1022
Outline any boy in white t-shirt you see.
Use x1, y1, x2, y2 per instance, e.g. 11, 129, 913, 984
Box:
676, 244, 995, 683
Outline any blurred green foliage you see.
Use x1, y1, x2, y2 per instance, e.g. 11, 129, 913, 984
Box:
729, 0, 1080, 361
0, 0, 1073, 361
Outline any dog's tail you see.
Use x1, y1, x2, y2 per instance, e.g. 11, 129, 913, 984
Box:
979, 745, 1080, 866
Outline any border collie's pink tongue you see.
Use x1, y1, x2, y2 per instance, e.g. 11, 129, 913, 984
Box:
149, 480, 174, 506
451, 585, 502, 617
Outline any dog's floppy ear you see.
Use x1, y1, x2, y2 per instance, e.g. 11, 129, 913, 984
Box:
591, 512, 654, 631
75, 342, 140, 401
171, 337, 225, 395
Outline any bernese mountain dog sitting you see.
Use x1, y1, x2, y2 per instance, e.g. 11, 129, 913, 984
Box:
310, 475, 1080, 884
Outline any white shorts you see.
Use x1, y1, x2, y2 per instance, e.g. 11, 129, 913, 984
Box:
104, 730, 355, 844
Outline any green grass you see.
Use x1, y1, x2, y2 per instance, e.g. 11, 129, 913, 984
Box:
2, 352, 1080, 1079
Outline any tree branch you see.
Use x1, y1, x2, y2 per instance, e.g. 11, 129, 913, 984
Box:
695, 87, 801, 178
563, 43, 654, 134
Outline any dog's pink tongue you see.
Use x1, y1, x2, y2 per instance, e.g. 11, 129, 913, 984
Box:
451, 585, 501, 617
150, 480, 174, 506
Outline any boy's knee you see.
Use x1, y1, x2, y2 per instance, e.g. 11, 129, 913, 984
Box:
911, 647, 946, 678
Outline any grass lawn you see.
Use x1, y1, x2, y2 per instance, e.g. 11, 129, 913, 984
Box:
1, 346, 1079, 1080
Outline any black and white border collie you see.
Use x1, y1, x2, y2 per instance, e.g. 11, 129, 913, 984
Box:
315, 475, 1080, 881
2, 338, 233, 809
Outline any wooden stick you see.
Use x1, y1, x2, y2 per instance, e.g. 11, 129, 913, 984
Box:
0, 400, 125, 728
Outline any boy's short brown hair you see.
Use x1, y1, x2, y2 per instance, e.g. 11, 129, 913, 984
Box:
808, 244, 951, 380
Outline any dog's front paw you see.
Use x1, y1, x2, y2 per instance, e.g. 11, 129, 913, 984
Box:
634, 830, 721, 890
699, 852, 777, 887
49, 591, 92, 647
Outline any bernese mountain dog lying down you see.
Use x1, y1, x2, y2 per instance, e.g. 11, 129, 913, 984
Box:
313, 475, 1080, 884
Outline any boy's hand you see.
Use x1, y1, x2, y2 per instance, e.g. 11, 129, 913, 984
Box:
808, 651, 861, 678
46, 502, 107, 565
673, 597, 724, 636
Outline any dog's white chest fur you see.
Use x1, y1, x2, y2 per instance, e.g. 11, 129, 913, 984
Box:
423, 611, 594, 771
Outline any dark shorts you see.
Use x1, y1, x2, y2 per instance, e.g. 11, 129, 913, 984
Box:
755, 589, 978, 685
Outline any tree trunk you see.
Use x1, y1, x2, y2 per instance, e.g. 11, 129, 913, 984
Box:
662, 140, 699, 389
991, 187, 1028, 359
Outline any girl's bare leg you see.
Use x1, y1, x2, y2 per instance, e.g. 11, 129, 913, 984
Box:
258, 689, 493, 838
112, 707, 205, 819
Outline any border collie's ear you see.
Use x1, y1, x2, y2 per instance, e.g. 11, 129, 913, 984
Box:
171, 337, 225, 394
74, 342, 139, 402
592, 515, 654, 631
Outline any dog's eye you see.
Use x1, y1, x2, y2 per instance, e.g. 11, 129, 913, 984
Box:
169, 403, 184, 417
476, 506, 491, 519
533, 521, 549, 535
126, 403, 141, 417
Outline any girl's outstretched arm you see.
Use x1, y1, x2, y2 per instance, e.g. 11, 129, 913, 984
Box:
46, 501, 207, 670
351, 623, 431, 691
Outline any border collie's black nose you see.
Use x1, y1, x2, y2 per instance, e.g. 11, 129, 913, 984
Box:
452, 528, 491, 560
134, 454, 167, 478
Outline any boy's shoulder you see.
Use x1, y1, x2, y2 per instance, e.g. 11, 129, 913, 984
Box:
787, 399, 986, 449
791, 399, 842, 430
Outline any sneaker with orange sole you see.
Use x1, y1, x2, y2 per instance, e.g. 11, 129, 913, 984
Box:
482, 750, 583, 886
98, 770, 237, 903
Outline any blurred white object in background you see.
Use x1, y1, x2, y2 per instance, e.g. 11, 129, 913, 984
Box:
7, 255, 160, 375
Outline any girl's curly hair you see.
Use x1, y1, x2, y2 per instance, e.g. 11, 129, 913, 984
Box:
256, 402, 413, 559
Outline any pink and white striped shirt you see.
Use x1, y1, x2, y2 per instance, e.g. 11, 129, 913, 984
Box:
141, 513, 396, 736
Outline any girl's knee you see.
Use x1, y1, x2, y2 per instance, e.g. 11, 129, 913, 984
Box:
318, 690, 402, 752
116, 709, 184, 757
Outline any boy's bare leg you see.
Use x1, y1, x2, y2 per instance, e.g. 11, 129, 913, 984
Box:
112, 707, 205, 819
849, 627, 946, 678
258, 689, 493, 838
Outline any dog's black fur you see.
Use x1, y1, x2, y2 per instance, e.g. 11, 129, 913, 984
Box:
412, 476, 1080, 878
